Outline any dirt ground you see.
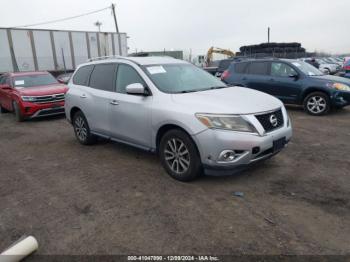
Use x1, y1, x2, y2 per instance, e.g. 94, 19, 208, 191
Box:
0, 106, 349, 256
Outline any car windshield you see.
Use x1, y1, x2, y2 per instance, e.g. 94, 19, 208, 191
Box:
291, 61, 324, 76
13, 74, 58, 88
144, 64, 227, 94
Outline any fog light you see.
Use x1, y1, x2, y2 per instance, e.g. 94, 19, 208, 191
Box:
218, 150, 236, 162
252, 147, 260, 154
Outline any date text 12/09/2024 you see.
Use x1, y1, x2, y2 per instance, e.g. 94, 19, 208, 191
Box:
127, 255, 220, 261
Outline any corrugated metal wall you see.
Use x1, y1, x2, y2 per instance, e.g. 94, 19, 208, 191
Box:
0, 28, 128, 73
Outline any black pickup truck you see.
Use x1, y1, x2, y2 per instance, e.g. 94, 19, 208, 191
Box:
204, 58, 249, 77
203, 59, 233, 77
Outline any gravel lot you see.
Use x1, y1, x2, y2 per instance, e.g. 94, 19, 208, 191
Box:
0, 107, 349, 255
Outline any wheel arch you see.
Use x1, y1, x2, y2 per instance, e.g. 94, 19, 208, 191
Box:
301, 87, 331, 103
70, 106, 82, 122
155, 124, 201, 158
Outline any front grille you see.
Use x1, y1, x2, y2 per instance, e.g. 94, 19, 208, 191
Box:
32, 93, 65, 104
255, 109, 284, 132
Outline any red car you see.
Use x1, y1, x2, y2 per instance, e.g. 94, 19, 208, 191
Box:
0, 71, 68, 121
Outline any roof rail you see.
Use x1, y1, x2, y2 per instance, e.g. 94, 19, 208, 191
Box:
87, 55, 124, 62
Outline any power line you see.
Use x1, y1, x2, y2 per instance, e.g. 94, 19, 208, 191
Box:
10, 6, 111, 29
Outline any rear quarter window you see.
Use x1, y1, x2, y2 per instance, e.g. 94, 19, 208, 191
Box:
233, 62, 248, 74
73, 65, 94, 86
89, 64, 116, 92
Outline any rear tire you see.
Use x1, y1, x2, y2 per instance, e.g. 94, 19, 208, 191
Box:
159, 129, 202, 182
13, 101, 24, 122
72, 111, 97, 145
303, 92, 330, 116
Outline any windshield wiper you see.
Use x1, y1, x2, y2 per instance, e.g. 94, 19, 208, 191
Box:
207, 85, 229, 90
178, 86, 230, 94
178, 90, 201, 93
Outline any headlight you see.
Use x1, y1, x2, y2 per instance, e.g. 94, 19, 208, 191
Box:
21, 96, 36, 102
332, 83, 350, 91
196, 114, 257, 133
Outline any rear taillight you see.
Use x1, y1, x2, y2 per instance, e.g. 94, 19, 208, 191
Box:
221, 70, 231, 80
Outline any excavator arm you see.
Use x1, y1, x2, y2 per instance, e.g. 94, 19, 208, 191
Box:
206, 47, 235, 66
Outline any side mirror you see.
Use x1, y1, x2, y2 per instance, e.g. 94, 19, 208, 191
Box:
0, 84, 11, 90
126, 83, 147, 95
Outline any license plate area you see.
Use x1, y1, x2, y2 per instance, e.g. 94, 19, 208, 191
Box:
51, 103, 61, 108
273, 137, 286, 152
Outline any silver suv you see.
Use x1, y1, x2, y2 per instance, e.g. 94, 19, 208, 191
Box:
65, 56, 292, 181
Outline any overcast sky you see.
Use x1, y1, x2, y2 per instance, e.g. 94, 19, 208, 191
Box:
1, 0, 349, 56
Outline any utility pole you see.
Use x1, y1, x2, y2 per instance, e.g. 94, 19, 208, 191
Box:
268, 27, 270, 43
94, 21, 102, 32
61, 48, 66, 73
111, 3, 122, 55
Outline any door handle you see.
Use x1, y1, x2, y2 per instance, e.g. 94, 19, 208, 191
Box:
110, 100, 119, 105
269, 78, 275, 82
80, 94, 87, 98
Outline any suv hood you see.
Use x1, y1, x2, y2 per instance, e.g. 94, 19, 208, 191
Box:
16, 84, 68, 96
171, 87, 283, 115
310, 75, 350, 85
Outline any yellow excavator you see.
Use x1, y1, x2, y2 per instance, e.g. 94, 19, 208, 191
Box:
205, 47, 235, 66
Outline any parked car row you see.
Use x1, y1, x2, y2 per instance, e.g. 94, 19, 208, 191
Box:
300, 57, 346, 75
0, 56, 293, 182
1, 56, 349, 181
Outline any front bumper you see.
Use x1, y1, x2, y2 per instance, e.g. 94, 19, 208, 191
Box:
20, 101, 65, 119
331, 91, 350, 107
192, 122, 292, 176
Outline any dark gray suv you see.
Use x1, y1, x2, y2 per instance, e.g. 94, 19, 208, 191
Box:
221, 59, 350, 115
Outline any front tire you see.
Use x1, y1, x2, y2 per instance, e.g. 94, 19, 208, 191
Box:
72, 111, 97, 145
303, 92, 330, 116
13, 101, 24, 122
159, 129, 202, 182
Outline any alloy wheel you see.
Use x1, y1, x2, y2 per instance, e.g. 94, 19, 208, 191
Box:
307, 96, 327, 114
164, 138, 190, 174
74, 116, 88, 141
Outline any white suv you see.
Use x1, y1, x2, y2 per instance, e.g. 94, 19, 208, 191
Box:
65, 56, 292, 181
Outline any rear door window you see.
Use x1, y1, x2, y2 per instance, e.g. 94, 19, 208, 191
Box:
73, 65, 94, 86
89, 64, 116, 92
247, 62, 269, 75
